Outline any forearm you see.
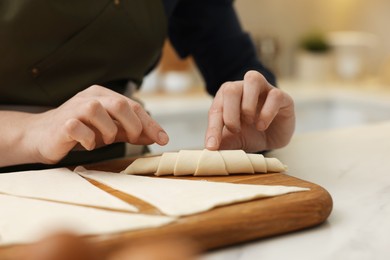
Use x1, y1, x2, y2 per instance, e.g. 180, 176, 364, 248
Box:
0, 85, 170, 169
0, 111, 41, 167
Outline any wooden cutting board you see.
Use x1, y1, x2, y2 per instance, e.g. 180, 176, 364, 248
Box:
0, 156, 332, 258
82, 157, 332, 251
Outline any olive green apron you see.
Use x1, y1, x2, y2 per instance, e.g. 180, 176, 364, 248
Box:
0, 0, 167, 172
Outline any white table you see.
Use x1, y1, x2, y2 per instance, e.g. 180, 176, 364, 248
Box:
203, 121, 390, 260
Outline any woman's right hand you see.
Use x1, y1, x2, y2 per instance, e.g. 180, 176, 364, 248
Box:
28, 85, 169, 164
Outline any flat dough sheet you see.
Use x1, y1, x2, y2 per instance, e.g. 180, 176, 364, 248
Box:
0, 194, 174, 246
76, 167, 309, 217
0, 168, 136, 212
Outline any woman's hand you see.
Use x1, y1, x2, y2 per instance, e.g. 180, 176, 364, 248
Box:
204, 70, 295, 152
29, 85, 169, 164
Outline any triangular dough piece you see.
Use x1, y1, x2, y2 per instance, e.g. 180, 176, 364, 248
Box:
75, 167, 309, 217
247, 154, 267, 173
0, 194, 174, 246
156, 152, 178, 176
266, 158, 287, 172
123, 156, 160, 175
220, 150, 254, 174
174, 150, 203, 176
0, 168, 137, 212
195, 149, 228, 176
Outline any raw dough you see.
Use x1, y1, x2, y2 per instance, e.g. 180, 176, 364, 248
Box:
0, 168, 137, 212
123, 149, 286, 176
195, 149, 228, 176
174, 150, 202, 176
219, 150, 254, 174
156, 152, 178, 176
0, 194, 174, 246
76, 167, 309, 217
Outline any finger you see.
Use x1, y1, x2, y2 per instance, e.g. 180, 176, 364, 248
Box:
241, 71, 269, 124
64, 119, 96, 150
222, 81, 243, 133
133, 106, 169, 146
256, 88, 285, 131
105, 98, 143, 143
132, 134, 156, 145
96, 87, 167, 145
205, 93, 224, 150
80, 85, 169, 146
77, 86, 143, 143
82, 100, 118, 145
115, 125, 155, 145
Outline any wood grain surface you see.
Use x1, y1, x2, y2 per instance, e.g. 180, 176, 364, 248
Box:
0, 156, 333, 258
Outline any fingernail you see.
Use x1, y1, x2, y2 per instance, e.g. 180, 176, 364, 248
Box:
206, 136, 217, 148
158, 131, 169, 144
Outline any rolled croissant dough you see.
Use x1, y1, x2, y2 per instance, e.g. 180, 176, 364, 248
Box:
124, 149, 286, 176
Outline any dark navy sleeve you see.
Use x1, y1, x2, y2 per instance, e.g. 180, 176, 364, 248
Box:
165, 0, 276, 96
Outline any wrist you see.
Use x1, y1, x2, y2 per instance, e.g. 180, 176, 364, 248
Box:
0, 111, 45, 167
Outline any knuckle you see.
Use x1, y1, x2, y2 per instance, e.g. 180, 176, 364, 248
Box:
283, 91, 294, 105
270, 88, 284, 100
220, 81, 232, 89
64, 118, 80, 133
84, 100, 101, 116
112, 98, 129, 113
244, 70, 266, 83
222, 82, 241, 96
88, 84, 103, 92
223, 117, 237, 128
76, 85, 103, 97
130, 101, 143, 114
208, 106, 222, 117
225, 121, 235, 129
145, 119, 158, 130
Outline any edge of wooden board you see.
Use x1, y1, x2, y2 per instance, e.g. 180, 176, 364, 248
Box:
91, 173, 333, 252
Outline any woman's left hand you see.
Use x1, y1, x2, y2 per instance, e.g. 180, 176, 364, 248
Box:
204, 70, 295, 152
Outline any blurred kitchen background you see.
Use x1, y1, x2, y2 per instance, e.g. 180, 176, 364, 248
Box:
133, 0, 390, 154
